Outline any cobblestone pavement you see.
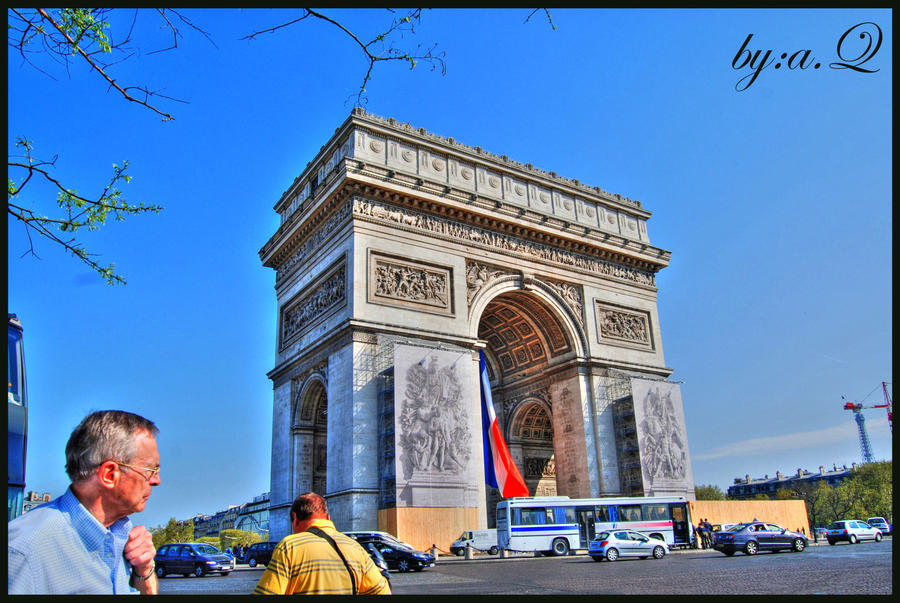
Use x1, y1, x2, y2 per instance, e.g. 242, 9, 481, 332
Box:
158, 537, 891, 595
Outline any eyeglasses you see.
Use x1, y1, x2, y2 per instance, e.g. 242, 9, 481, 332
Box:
112, 461, 161, 481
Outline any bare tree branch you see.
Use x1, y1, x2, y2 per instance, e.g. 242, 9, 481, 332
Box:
242, 8, 447, 106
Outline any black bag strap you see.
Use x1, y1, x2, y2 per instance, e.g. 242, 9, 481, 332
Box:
307, 526, 357, 595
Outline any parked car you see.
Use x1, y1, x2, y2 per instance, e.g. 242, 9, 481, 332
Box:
711, 522, 807, 556
362, 541, 392, 583
866, 517, 892, 536
154, 542, 235, 578
244, 541, 279, 567
589, 529, 669, 562
344, 531, 406, 547
825, 520, 882, 545
346, 533, 435, 572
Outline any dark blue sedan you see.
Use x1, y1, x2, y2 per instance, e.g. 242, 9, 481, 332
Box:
712, 522, 808, 556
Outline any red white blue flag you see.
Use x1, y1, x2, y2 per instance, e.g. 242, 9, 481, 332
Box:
480, 351, 529, 498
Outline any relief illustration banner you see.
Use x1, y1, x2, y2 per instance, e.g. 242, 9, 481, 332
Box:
630, 379, 694, 497
392, 344, 481, 508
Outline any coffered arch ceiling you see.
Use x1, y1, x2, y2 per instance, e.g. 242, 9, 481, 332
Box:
479, 292, 573, 383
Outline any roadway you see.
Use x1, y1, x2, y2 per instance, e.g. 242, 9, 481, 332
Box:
157, 537, 892, 595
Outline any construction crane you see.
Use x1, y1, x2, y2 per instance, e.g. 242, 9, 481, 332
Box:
842, 381, 892, 464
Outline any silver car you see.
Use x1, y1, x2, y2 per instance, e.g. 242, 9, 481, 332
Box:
589, 529, 668, 562
826, 520, 883, 545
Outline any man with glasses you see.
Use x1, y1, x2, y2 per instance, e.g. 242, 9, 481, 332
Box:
8, 410, 161, 594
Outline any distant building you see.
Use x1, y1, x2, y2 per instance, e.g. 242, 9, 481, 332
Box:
190, 492, 269, 539
727, 464, 857, 499
21, 491, 52, 514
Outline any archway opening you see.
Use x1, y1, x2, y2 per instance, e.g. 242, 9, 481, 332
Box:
478, 290, 580, 524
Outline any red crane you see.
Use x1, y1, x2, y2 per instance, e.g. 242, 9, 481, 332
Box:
841, 382, 891, 464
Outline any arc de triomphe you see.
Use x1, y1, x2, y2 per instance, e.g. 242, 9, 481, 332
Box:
259, 109, 695, 550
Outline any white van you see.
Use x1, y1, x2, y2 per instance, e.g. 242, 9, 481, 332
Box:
451, 529, 498, 555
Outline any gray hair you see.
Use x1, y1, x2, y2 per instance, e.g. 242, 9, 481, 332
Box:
65, 410, 159, 483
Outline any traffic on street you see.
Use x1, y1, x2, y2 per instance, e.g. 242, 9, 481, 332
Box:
157, 537, 892, 595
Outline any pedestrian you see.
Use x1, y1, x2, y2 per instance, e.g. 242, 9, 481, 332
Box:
8, 410, 161, 594
253, 492, 391, 595
695, 522, 706, 549
701, 518, 714, 549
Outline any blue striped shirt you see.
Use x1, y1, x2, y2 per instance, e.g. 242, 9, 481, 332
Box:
7, 487, 138, 594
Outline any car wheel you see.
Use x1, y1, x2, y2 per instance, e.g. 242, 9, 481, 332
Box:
489, 546, 499, 556
551, 538, 570, 556
827, 539, 835, 545
792, 538, 806, 552
653, 545, 666, 559
155, 565, 167, 579
194, 565, 204, 578
745, 540, 758, 556
849, 535, 858, 544
605, 548, 619, 562
455, 549, 465, 557
398, 560, 410, 573
875, 533, 882, 542
248, 557, 258, 568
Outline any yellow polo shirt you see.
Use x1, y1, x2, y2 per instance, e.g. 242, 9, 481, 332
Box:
253, 519, 391, 595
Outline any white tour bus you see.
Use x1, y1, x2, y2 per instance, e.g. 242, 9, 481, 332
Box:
496, 495, 693, 555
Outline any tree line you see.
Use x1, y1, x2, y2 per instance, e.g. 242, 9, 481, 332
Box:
695, 460, 892, 528
150, 517, 263, 552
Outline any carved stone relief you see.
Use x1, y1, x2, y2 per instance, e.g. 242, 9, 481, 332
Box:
539, 278, 584, 327
525, 457, 556, 479
354, 198, 656, 287
465, 261, 515, 306
595, 302, 653, 350
369, 252, 453, 315
280, 262, 346, 348
277, 202, 353, 285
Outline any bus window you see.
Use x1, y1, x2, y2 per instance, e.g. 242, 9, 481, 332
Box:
642, 504, 669, 521
552, 507, 575, 524
620, 505, 642, 522
518, 508, 549, 525
595, 505, 613, 522
497, 507, 506, 522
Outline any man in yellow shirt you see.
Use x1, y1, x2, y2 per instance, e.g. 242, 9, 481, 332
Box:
253, 492, 391, 595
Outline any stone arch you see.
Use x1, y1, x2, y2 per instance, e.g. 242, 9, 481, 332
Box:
474, 281, 594, 521
468, 273, 588, 361
508, 399, 557, 497
290, 375, 328, 499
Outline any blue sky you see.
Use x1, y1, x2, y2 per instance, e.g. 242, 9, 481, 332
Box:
8, 9, 892, 530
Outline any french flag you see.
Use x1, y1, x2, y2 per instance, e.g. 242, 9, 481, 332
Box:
480, 351, 529, 498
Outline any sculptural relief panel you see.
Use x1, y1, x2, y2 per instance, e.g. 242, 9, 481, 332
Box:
594, 301, 654, 351
279, 260, 346, 350
368, 251, 454, 316
354, 198, 657, 288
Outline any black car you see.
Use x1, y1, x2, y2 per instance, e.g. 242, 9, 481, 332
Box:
244, 541, 278, 567
362, 541, 392, 583
348, 534, 435, 572
712, 522, 808, 556
154, 542, 235, 578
